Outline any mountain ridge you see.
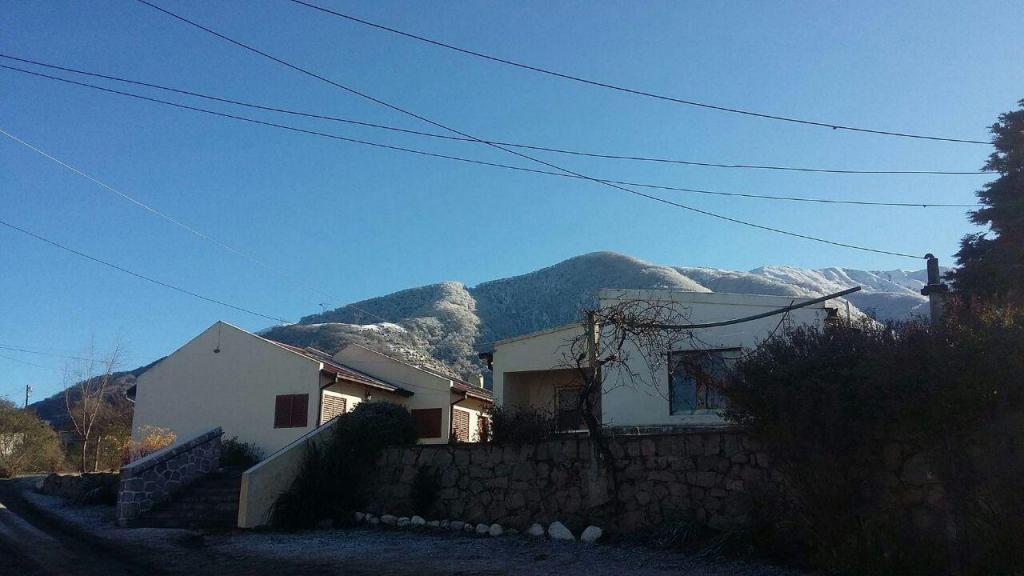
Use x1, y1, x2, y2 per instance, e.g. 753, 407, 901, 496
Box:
266, 251, 935, 379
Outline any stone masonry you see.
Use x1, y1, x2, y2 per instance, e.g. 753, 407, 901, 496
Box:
117, 427, 223, 526
368, 428, 776, 534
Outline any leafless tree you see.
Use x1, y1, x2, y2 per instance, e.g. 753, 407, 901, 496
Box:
64, 343, 123, 473
561, 299, 697, 467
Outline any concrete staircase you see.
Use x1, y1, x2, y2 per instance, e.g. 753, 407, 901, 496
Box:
130, 467, 243, 530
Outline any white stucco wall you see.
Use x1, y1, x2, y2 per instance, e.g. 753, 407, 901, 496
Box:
333, 344, 458, 444
451, 395, 491, 442
492, 290, 833, 428
237, 418, 337, 528
131, 322, 323, 456
492, 324, 583, 408
598, 289, 830, 427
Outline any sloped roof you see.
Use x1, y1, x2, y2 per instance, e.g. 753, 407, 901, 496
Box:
273, 342, 412, 396
451, 379, 493, 402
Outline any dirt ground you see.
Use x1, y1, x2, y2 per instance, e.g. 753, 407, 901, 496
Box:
1, 477, 806, 576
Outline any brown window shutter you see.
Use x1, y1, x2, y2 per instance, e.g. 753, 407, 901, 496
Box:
453, 409, 470, 442
320, 393, 347, 424
411, 408, 442, 439
274, 395, 291, 428
291, 394, 309, 428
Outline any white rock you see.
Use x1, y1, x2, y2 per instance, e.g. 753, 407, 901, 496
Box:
397, 517, 411, 527
464, 523, 475, 533
354, 512, 366, 523
475, 523, 490, 535
450, 520, 465, 531
488, 523, 503, 537
548, 521, 575, 541
580, 526, 603, 543
526, 523, 545, 537
368, 516, 380, 526
427, 520, 440, 528
380, 514, 397, 526
439, 519, 450, 529
411, 515, 426, 527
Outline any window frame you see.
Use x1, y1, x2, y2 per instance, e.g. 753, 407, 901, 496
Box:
667, 348, 741, 416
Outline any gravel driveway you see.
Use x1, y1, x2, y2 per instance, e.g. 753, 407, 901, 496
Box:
5, 478, 806, 576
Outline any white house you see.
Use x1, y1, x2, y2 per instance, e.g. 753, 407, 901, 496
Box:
131, 321, 492, 455
487, 289, 839, 429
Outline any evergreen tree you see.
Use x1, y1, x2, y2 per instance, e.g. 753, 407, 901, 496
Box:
950, 100, 1024, 302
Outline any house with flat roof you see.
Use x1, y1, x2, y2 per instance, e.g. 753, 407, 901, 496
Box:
131, 321, 491, 455
486, 289, 838, 430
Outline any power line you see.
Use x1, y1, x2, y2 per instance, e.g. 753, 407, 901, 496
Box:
0, 353, 62, 372
0, 103, 395, 326
634, 287, 862, 330
130, 0, 925, 259
0, 126, 284, 274
0, 54, 993, 177
0, 345, 93, 362
0, 217, 292, 324
284, 0, 990, 146
0, 64, 978, 209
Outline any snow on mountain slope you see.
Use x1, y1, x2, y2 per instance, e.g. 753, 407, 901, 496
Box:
749, 266, 932, 321
263, 252, 935, 380
471, 252, 709, 344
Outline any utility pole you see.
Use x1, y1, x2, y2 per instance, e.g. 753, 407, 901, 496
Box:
921, 253, 949, 323
24, 384, 32, 408
585, 310, 600, 372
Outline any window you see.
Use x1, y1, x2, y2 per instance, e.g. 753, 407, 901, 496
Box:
668, 349, 738, 414
452, 408, 470, 442
319, 392, 347, 424
412, 408, 443, 439
274, 394, 309, 428
477, 415, 491, 443
556, 387, 583, 431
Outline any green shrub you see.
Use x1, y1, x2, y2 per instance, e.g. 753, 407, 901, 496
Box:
220, 436, 264, 469
410, 466, 440, 516
271, 401, 417, 530
489, 406, 555, 444
0, 400, 63, 477
725, 312, 1024, 575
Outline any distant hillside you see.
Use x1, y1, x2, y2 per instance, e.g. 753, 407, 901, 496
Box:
265, 251, 936, 379
29, 359, 160, 428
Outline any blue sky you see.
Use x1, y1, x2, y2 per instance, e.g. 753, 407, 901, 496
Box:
1, 1, 1019, 401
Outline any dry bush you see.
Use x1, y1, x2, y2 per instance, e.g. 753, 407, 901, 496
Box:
125, 425, 176, 463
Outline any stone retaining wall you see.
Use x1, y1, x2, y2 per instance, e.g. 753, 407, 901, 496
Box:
368, 428, 775, 533
116, 427, 223, 526
39, 472, 119, 505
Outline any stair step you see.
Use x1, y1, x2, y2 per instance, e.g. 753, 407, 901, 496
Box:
134, 469, 243, 530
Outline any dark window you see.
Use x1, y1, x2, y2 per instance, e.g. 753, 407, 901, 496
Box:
412, 408, 443, 439
477, 415, 491, 443
668, 350, 738, 414
274, 394, 309, 428
320, 393, 347, 424
556, 388, 583, 431
452, 408, 470, 442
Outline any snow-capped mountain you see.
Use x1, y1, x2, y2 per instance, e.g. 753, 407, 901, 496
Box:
264, 252, 938, 379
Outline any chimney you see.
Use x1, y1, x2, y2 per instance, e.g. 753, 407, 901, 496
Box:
920, 254, 949, 323
476, 374, 485, 388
